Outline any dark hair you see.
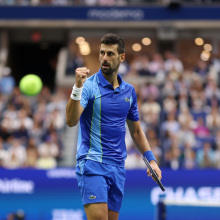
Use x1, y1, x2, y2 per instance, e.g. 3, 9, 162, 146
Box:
101, 33, 125, 54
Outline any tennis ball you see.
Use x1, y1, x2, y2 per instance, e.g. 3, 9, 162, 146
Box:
19, 74, 43, 96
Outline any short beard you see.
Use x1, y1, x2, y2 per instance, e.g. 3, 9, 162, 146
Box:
101, 63, 120, 76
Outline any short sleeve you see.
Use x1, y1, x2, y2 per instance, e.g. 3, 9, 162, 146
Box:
80, 81, 91, 109
127, 87, 139, 121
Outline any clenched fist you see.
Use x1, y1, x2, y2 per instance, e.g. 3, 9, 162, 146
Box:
75, 67, 90, 88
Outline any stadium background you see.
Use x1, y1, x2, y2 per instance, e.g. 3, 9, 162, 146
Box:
0, 1, 220, 219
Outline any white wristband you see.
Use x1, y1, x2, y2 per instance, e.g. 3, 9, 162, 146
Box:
70, 85, 83, 100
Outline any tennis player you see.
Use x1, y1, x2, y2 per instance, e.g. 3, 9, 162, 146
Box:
66, 33, 162, 220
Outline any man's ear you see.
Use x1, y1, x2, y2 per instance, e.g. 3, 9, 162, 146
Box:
120, 53, 125, 62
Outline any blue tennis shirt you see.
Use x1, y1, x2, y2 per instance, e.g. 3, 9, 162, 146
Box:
77, 69, 139, 167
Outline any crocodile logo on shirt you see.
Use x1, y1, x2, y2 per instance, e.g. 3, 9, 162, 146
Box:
125, 97, 130, 102
89, 195, 96, 199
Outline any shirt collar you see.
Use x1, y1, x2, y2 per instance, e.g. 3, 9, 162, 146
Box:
97, 69, 109, 87
97, 68, 126, 91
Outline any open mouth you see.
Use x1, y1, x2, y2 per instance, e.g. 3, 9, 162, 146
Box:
102, 63, 110, 68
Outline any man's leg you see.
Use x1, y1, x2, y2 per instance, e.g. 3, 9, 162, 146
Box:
108, 209, 119, 220
108, 165, 125, 219
84, 203, 108, 220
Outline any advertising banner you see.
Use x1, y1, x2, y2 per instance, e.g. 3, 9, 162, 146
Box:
0, 168, 219, 220
0, 6, 220, 21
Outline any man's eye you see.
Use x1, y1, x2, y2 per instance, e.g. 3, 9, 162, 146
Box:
100, 51, 105, 55
108, 52, 113, 56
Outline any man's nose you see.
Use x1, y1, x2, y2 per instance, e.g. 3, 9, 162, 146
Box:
103, 53, 108, 60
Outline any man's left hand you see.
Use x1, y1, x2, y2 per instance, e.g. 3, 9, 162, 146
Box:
147, 160, 162, 181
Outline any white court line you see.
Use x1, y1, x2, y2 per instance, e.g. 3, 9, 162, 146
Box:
163, 200, 220, 207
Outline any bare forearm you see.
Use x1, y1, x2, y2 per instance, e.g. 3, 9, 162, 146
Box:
131, 126, 162, 180
127, 120, 161, 180
66, 67, 89, 127
131, 129, 151, 154
66, 99, 82, 127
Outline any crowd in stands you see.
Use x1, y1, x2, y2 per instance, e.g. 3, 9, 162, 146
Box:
1, 48, 220, 170
124, 51, 220, 170
0, 0, 140, 6
0, 0, 219, 6
0, 69, 67, 169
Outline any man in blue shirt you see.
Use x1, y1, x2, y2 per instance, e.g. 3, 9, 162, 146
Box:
66, 33, 162, 220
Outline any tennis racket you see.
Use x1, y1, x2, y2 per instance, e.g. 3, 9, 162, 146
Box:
143, 157, 165, 192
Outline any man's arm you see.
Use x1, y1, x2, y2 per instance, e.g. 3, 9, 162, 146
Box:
66, 67, 89, 127
66, 99, 84, 127
126, 119, 162, 180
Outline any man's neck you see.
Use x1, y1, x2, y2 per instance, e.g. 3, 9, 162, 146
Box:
103, 72, 119, 90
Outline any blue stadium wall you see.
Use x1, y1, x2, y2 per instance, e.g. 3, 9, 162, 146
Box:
0, 168, 220, 220
0, 6, 220, 21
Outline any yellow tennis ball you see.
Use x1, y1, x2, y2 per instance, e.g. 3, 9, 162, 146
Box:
19, 74, 43, 96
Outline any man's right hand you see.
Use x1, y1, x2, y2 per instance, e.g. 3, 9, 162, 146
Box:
75, 67, 90, 88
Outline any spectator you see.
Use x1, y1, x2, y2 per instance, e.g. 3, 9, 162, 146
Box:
38, 136, 59, 160
164, 142, 181, 170
139, 82, 160, 101
211, 53, 220, 84
149, 53, 165, 76
0, 67, 15, 96
125, 144, 146, 169
118, 59, 130, 77
205, 78, 220, 104
177, 106, 194, 127
84, 0, 98, 6
177, 122, 196, 148
161, 111, 180, 138
164, 51, 184, 77
193, 117, 210, 138
13, 109, 33, 145
43, 108, 65, 135
2, 102, 18, 121
163, 95, 177, 113
162, 79, 176, 97
4, 138, 26, 168
46, 88, 67, 113
141, 96, 161, 126
196, 142, 215, 168
130, 54, 151, 76
36, 150, 57, 169
0, 116, 13, 141
25, 138, 38, 168
98, 0, 116, 6
194, 60, 209, 79
0, 137, 8, 167
181, 143, 197, 169
28, 117, 45, 146
206, 106, 220, 132
214, 131, 220, 168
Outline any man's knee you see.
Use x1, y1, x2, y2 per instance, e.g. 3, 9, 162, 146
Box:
84, 203, 108, 220
92, 208, 107, 220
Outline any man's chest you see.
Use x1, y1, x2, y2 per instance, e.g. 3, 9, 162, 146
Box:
92, 89, 132, 119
